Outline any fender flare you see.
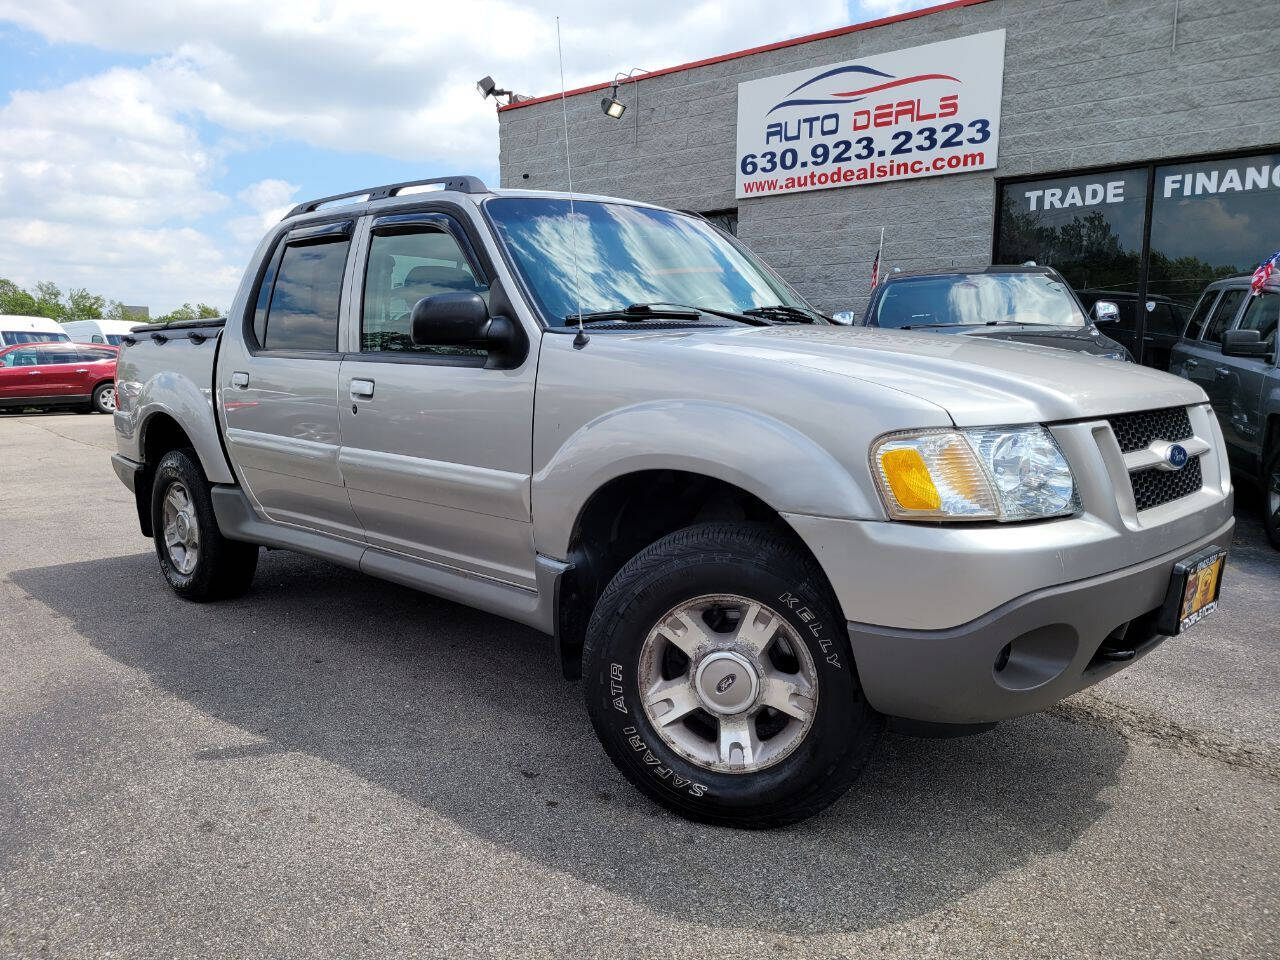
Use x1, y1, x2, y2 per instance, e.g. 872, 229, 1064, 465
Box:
134, 372, 235, 484
533, 399, 880, 559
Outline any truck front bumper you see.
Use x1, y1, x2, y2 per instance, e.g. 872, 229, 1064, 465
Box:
843, 515, 1234, 724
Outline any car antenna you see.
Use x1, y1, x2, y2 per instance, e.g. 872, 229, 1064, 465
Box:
556, 16, 589, 349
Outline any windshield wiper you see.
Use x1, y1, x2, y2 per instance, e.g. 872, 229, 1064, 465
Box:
570, 302, 771, 327
742, 304, 821, 324
983, 320, 1032, 327
898, 322, 970, 330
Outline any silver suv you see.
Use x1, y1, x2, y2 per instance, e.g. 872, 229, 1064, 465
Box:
109, 176, 1235, 827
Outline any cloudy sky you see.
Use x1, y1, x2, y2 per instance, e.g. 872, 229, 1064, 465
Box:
0, 0, 932, 313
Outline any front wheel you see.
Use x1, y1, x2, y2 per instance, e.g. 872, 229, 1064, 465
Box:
151, 448, 259, 601
582, 522, 882, 828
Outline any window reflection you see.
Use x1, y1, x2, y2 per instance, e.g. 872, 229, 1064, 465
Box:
485, 198, 803, 326
995, 168, 1147, 294
873, 273, 1087, 328
1149, 152, 1280, 304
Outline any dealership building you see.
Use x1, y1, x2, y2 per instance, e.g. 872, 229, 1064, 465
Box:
496, 0, 1280, 360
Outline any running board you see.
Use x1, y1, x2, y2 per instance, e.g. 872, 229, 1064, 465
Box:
210, 485, 565, 635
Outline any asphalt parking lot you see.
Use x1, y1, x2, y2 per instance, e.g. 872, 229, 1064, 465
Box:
1, 413, 1277, 960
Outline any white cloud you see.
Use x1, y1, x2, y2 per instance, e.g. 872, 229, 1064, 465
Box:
228, 178, 301, 246
0, 0, 852, 312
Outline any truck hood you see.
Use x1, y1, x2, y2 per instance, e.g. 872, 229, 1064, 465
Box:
938, 322, 1127, 358
673, 325, 1204, 426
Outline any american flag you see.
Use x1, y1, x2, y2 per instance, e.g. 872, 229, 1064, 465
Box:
1251, 249, 1280, 296
871, 226, 885, 290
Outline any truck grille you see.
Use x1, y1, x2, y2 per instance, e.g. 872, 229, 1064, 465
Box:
1129, 456, 1203, 511
1106, 406, 1193, 454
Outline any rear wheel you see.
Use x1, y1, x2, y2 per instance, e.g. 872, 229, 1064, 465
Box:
91, 382, 116, 414
151, 448, 259, 600
582, 522, 882, 828
1263, 443, 1280, 550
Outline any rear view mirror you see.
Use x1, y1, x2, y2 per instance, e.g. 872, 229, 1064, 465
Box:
411, 292, 490, 345
1222, 328, 1271, 358
1092, 301, 1120, 324
410, 292, 522, 366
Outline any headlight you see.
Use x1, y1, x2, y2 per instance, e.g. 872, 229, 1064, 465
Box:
872, 425, 1079, 522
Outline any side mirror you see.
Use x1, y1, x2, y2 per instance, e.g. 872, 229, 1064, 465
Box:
829, 310, 857, 326
410, 292, 522, 365
1222, 328, 1271, 358
1092, 300, 1120, 324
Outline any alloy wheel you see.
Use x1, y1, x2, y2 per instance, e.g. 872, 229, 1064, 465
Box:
161, 482, 200, 575
637, 594, 818, 774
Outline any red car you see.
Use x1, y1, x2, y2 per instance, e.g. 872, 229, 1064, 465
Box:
0, 341, 119, 414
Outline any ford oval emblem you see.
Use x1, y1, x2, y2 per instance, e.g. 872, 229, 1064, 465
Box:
1167, 444, 1188, 470
716, 673, 737, 694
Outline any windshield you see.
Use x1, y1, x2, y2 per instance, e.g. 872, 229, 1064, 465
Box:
872, 273, 1088, 329
485, 197, 815, 326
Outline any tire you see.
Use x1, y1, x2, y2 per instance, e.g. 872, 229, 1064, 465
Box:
91, 381, 116, 415
1263, 442, 1280, 551
582, 522, 883, 828
151, 448, 259, 601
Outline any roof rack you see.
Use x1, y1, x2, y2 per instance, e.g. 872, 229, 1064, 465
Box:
282, 175, 490, 220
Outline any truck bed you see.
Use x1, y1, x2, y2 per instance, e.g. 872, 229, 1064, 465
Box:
113, 319, 235, 485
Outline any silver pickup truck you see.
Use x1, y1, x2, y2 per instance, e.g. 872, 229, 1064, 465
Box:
111, 175, 1235, 827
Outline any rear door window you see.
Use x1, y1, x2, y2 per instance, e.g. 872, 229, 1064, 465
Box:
259, 237, 350, 352
37, 346, 78, 365
1200, 288, 1246, 344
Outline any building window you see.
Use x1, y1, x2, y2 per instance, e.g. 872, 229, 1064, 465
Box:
1148, 152, 1280, 304
997, 149, 1280, 310
994, 168, 1148, 296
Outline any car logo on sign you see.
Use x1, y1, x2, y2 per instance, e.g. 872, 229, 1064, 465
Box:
1167, 444, 1188, 470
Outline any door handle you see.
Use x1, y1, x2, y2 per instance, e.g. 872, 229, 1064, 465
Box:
350, 379, 375, 399
76, 368, 88, 373
1215, 366, 1229, 377
28, 370, 42, 375
230, 371, 249, 388
1184, 359, 1199, 368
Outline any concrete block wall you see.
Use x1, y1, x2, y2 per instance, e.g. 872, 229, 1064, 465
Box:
498, 0, 1280, 316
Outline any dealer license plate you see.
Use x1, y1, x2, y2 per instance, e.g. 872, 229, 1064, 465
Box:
1159, 547, 1226, 635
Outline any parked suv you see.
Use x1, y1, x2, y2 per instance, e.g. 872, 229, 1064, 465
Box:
0, 341, 118, 413
860, 266, 1132, 360
1170, 276, 1279, 547
1075, 290, 1192, 371
110, 177, 1234, 827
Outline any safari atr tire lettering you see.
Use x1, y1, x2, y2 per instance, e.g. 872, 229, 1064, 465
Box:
151, 448, 259, 602
582, 522, 883, 828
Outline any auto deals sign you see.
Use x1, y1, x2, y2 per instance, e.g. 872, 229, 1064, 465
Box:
735, 30, 1005, 199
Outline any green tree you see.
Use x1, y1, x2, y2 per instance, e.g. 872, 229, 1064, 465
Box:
0, 276, 217, 326
0, 278, 40, 316
153, 302, 223, 325
65, 288, 109, 322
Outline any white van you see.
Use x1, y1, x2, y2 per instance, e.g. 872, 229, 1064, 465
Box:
60, 318, 139, 346
0, 315, 72, 347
